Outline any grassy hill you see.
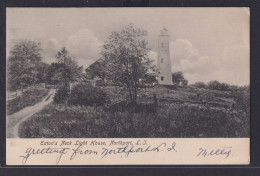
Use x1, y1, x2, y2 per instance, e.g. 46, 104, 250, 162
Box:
18, 85, 249, 138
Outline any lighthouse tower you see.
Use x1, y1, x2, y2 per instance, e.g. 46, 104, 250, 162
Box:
157, 27, 173, 85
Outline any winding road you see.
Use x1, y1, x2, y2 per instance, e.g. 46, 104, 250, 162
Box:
6, 89, 56, 138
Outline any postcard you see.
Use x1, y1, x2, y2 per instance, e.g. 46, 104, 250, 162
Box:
6, 7, 250, 165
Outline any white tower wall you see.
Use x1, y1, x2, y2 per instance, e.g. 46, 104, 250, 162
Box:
157, 28, 173, 85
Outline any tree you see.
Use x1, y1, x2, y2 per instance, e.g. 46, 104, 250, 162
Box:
55, 47, 83, 88
7, 40, 42, 93
172, 71, 184, 85
46, 63, 64, 85
35, 62, 49, 84
101, 24, 157, 103
85, 58, 106, 81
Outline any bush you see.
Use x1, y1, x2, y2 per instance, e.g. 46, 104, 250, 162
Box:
191, 82, 206, 89
53, 86, 69, 104
206, 80, 231, 91
70, 83, 110, 106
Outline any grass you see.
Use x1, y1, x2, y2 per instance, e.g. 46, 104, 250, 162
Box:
18, 86, 249, 138
7, 88, 49, 115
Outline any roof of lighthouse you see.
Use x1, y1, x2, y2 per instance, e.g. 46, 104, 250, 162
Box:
160, 27, 169, 36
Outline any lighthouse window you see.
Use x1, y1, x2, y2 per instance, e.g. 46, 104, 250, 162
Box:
161, 58, 164, 63
161, 76, 164, 81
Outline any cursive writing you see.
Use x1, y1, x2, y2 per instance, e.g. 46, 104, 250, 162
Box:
19, 147, 70, 164
197, 147, 232, 158
70, 145, 98, 160
19, 141, 178, 164
101, 142, 177, 158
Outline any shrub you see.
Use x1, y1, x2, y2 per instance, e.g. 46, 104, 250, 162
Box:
191, 82, 206, 89
53, 86, 69, 104
70, 83, 110, 106
206, 80, 231, 91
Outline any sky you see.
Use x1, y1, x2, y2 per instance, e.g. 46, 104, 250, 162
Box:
6, 8, 250, 86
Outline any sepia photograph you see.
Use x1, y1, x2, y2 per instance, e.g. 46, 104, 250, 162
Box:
6, 8, 250, 139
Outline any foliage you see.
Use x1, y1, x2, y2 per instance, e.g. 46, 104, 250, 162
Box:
18, 82, 249, 138
140, 74, 158, 87
7, 40, 42, 91
70, 83, 110, 106
7, 88, 49, 115
172, 71, 184, 84
53, 86, 69, 104
19, 102, 249, 138
35, 62, 49, 84
191, 82, 206, 89
206, 80, 231, 91
172, 71, 188, 85
232, 86, 250, 114
106, 101, 157, 114
101, 24, 157, 103
55, 47, 83, 87
85, 59, 106, 80
182, 79, 188, 86
95, 80, 108, 87
46, 63, 64, 85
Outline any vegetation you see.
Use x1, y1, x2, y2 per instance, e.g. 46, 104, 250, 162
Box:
55, 47, 83, 87
206, 80, 231, 91
172, 71, 188, 85
7, 88, 49, 115
101, 24, 157, 103
190, 82, 206, 89
70, 83, 110, 106
232, 86, 250, 114
190, 80, 249, 92
53, 86, 69, 104
85, 59, 106, 81
19, 86, 249, 138
35, 62, 49, 84
46, 63, 64, 85
7, 40, 44, 93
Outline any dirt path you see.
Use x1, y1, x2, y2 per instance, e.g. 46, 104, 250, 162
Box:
6, 89, 56, 138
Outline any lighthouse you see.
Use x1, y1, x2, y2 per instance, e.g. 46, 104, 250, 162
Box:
157, 27, 173, 85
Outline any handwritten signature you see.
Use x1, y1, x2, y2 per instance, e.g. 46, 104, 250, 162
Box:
197, 147, 232, 158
